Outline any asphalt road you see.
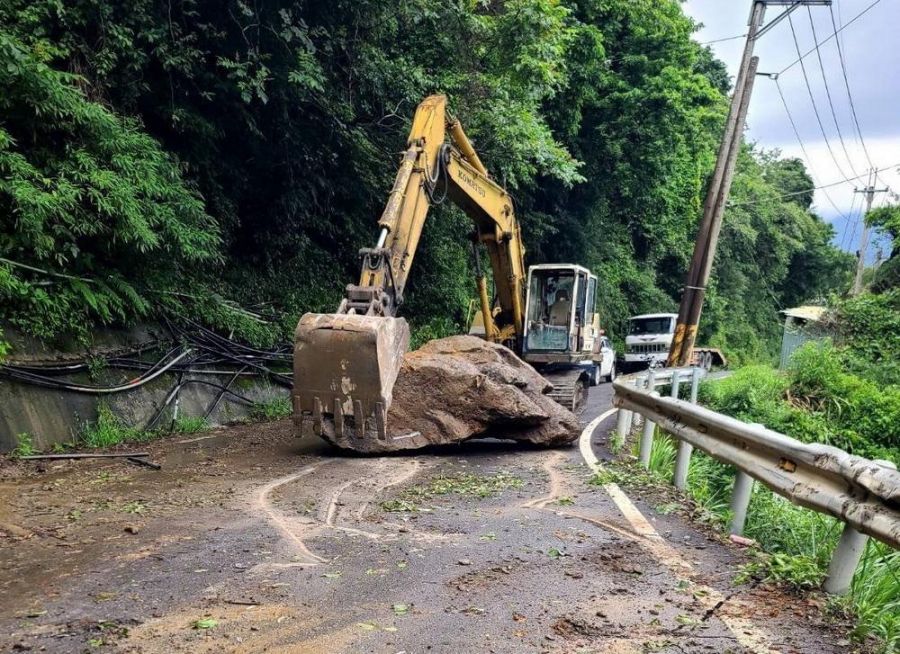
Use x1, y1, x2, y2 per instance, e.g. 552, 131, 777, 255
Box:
0, 383, 856, 653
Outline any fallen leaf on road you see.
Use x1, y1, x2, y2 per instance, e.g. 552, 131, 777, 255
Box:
392, 603, 410, 616
192, 618, 218, 630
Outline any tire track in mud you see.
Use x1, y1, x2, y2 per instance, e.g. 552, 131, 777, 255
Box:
252, 462, 328, 565
251, 456, 445, 568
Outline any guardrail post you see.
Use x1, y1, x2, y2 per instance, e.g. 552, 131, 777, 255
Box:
673, 367, 702, 489
638, 370, 657, 468
729, 470, 754, 535
669, 372, 681, 400
824, 459, 897, 595
824, 526, 868, 595
614, 383, 633, 450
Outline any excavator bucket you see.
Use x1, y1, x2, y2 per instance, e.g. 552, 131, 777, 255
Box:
292, 313, 410, 443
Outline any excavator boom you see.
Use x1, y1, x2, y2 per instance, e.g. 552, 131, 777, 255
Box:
293, 95, 527, 444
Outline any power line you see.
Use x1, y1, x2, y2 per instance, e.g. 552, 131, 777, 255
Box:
728, 160, 900, 208
806, 5, 860, 178
787, 13, 855, 184
838, 191, 859, 251
769, 76, 853, 220
827, 4, 877, 174
700, 33, 748, 46
779, 0, 883, 75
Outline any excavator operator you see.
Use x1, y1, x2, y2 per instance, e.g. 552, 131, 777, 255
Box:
549, 289, 571, 326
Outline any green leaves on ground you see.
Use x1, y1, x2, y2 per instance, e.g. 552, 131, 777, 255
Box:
191, 618, 218, 630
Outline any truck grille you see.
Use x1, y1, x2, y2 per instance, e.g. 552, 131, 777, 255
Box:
628, 343, 667, 354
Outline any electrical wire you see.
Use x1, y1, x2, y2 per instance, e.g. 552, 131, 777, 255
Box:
759, 77, 853, 222
779, 0, 883, 76
728, 162, 900, 208
700, 33, 747, 46
805, 6, 860, 179
787, 13, 855, 185
838, 192, 860, 251
828, 4, 877, 173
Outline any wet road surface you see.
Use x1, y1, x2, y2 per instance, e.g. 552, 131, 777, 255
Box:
0, 383, 855, 653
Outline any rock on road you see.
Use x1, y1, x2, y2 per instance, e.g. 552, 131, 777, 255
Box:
0, 383, 854, 653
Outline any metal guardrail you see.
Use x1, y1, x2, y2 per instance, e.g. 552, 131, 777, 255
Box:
611, 367, 900, 595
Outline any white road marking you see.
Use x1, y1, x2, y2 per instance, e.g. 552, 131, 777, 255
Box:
579, 408, 616, 473
578, 409, 783, 654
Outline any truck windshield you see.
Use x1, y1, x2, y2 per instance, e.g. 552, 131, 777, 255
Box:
629, 317, 673, 335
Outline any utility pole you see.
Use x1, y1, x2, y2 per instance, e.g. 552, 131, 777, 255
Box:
667, 0, 831, 368
851, 170, 888, 295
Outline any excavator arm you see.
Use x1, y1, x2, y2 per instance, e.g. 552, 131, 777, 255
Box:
293, 95, 527, 445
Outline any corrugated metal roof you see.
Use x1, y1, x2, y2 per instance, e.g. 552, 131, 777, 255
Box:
781, 305, 827, 322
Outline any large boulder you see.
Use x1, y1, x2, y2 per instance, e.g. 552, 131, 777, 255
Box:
319, 335, 580, 453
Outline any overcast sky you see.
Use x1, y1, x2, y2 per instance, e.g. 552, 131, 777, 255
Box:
682, 0, 899, 259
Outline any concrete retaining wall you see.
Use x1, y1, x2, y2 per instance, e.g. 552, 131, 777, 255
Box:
0, 326, 289, 452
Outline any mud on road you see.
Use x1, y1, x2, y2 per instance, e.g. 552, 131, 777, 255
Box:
1, 387, 856, 653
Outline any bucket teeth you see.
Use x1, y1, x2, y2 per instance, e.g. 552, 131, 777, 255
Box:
334, 398, 345, 437
298, 396, 390, 441
293, 312, 409, 444
354, 400, 365, 433
313, 397, 323, 435
375, 402, 387, 441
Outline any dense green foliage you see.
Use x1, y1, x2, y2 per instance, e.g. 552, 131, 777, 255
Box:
866, 204, 900, 292
701, 345, 898, 465
1, 0, 851, 359
690, 301, 900, 650
828, 288, 900, 385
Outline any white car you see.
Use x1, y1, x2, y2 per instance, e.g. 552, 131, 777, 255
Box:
589, 336, 616, 385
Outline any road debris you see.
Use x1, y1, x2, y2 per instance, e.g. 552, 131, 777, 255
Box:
319, 336, 579, 452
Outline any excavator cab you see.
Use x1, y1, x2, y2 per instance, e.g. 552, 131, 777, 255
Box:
522, 264, 599, 360
519, 264, 600, 412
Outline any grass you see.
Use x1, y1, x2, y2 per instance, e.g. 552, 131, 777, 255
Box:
7, 390, 291, 458
249, 396, 292, 421
10, 432, 37, 458
637, 444, 899, 653
80, 404, 146, 448
172, 416, 208, 434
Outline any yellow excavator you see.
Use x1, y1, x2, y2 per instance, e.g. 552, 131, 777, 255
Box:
293, 95, 603, 445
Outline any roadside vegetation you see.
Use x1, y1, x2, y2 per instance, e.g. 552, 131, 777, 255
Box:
1, 0, 851, 359
6, 393, 294, 457
617, 288, 900, 653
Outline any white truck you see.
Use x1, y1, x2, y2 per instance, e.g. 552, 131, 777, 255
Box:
622, 313, 725, 373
